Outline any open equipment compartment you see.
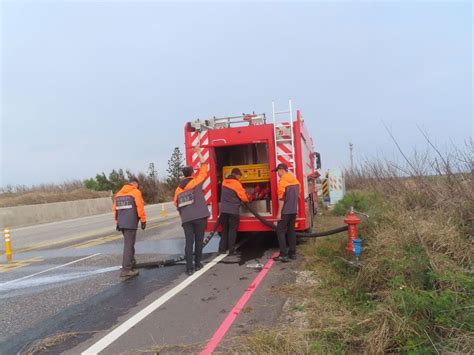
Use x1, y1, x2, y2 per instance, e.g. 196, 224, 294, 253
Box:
214, 143, 272, 216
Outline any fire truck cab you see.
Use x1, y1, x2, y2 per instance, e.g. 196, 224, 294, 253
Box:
183, 101, 320, 233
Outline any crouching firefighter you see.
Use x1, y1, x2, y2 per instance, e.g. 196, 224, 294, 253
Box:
219, 168, 248, 255
113, 177, 147, 278
174, 146, 209, 276
273, 163, 300, 262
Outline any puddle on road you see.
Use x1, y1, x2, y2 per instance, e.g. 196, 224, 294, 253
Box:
0, 236, 221, 296
0, 266, 121, 295
136, 236, 220, 255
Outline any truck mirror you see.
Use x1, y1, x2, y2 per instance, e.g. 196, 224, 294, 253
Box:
315, 152, 321, 170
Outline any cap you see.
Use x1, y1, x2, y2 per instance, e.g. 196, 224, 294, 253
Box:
231, 168, 243, 176
272, 163, 288, 172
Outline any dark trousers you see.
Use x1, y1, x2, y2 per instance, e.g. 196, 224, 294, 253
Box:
276, 214, 297, 256
182, 217, 208, 270
122, 229, 137, 271
219, 213, 240, 253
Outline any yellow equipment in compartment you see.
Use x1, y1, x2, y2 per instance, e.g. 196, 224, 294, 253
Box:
222, 164, 270, 183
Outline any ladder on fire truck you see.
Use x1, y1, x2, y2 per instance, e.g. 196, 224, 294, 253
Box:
272, 100, 295, 173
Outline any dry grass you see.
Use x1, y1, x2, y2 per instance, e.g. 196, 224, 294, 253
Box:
0, 181, 110, 207
227, 328, 315, 354
238, 140, 473, 354
135, 340, 206, 354
20, 331, 96, 354
343, 141, 473, 353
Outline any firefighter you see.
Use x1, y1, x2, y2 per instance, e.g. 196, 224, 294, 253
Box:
219, 168, 249, 255
174, 146, 209, 276
113, 177, 147, 278
273, 163, 300, 262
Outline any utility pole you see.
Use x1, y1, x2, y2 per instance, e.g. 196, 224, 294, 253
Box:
349, 142, 354, 171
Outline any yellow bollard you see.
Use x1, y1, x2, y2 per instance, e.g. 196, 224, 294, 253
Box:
4, 228, 12, 262
161, 204, 166, 218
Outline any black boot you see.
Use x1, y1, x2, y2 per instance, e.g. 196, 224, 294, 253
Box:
273, 254, 289, 263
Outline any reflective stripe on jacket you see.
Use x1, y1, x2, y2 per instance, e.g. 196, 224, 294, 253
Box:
278, 172, 300, 215
174, 164, 210, 224
220, 175, 248, 215
113, 184, 146, 229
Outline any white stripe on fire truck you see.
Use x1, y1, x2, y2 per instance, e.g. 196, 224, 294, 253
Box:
277, 149, 293, 161
277, 156, 293, 167
277, 143, 292, 154
200, 134, 209, 146
204, 192, 212, 203
191, 133, 200, 147
192, 151, 210, 167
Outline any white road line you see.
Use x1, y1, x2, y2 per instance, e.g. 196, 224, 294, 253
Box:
81, 252, 228, 355
0, 253, 102, 287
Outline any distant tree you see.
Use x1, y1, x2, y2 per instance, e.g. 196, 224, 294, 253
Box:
95, 173, 114, 191
125, 169, 134, 181
83, 164, 175, 203
166, 147, 184, 189
147, 163, 157, 179
84, 178, 99, 191
1, 185, 14, 194
108, 169, 127, 192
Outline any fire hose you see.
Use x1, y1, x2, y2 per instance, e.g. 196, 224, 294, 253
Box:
135, 215, 223, 268
242, 202, 349, 237
135, 203, 350, 269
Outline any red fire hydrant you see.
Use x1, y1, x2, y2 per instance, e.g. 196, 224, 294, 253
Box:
344, 209, 361, 253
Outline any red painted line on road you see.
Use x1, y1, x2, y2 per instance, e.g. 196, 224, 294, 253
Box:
200, 251, 279, 355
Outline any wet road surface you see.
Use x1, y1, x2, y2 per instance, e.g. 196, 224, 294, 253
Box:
0, 214, 291, 354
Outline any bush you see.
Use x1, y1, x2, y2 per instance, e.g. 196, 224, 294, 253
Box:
0, 182, 109, 207
83, 163, 173, 204
1, 164, 175, 207
240, 140, 474, 354
332, 190, 383, 216
341, 143, 473, 352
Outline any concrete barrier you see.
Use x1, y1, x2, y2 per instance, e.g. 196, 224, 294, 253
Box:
0, 197, 114, 228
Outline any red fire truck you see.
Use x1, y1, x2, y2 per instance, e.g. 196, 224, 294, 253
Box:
183, 101, 321, 233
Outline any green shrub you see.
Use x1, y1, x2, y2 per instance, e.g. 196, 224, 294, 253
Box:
332, 190, 383, 217
310, 330, 347, 354
83, 164, 173, 204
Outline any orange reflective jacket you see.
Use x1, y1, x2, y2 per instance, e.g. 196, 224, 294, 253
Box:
222, 178, 249, 202
277, 172, 300, 200
113, 184, 147, 223
174, 164, 208, 206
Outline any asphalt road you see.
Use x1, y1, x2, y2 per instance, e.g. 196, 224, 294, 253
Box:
6, 202, 177, 252
0, 209, 292, 354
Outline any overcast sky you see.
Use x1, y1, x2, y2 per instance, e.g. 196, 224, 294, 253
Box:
1, 1, 472, 186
